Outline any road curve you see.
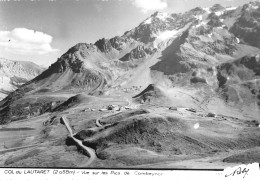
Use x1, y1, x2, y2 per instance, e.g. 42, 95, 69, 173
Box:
61, 116, 97, 167
94, 98, 135, 127
96, 119, 103, 127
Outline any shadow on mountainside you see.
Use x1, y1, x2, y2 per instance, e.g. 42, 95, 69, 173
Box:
150, 29, 190, 75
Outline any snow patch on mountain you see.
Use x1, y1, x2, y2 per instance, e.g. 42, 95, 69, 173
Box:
244, 3, 259, 11
195, 21, 207, 28
143, 17, 152, 24
152, 29, 180, 48
194, 15, 203, 21
157, 29, 179, 41
226, 7, 237, 11
249, 3, 259, 10
0, 76, 16, 92
217, 25, 226, 29
203, 7, 211, 13
215, 11, 224, 16
236, 37, 240, 43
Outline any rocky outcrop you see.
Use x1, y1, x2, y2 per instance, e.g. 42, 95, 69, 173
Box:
216, 53, 260, 106
94, 38, 113, 53
207, 13, 224, 27
120, 45, 156, 61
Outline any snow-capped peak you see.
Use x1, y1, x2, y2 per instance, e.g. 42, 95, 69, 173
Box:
203, 4, 237, 16
143, 11, 170, 25
203, 6, 237, 15
152, 11, 170, 21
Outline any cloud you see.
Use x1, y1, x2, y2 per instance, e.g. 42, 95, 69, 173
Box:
132, 0, 168, 13
0, 28, 59, 55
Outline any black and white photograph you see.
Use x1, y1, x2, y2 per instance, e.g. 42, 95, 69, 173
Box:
0, 0, 260, 170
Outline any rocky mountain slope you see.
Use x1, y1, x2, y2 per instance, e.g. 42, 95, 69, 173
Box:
230, 1, 260, 48
28, 43, 111, 94
217, 53, 260, 108
0, 58, 44, 100
1, 2, 260, 124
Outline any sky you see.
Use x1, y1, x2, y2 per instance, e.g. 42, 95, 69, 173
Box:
0, 0, 255, 67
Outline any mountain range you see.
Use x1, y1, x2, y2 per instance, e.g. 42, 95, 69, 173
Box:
1, 2, 260, 124
0, 58, 44, 101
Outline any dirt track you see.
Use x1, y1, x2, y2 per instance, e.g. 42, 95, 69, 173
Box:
61, 116, 96, 167
0, 144, 39, 155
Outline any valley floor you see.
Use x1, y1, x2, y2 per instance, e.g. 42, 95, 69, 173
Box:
0, 90, 260, 169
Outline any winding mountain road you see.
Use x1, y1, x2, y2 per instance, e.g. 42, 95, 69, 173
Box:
95, 97, 133, 127
62, 97, 134, 166
61, 116, 96, 167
